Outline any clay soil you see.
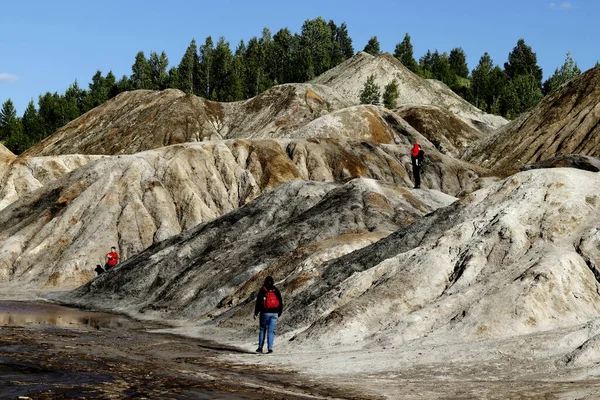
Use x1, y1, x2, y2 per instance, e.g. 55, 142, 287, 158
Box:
0, 301, 369, 400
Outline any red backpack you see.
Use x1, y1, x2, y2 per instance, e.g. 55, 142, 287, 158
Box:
263, 287, 280, 309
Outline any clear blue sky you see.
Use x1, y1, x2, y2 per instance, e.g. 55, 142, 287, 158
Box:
1, 0, 597, 115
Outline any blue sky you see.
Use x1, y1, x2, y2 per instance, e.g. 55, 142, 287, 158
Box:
1, 0, 597, 115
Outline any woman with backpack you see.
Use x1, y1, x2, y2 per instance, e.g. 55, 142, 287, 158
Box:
254, 276, 283, 354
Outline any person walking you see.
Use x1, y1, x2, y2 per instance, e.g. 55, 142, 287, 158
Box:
254, 276, 283, 354
411, 142, 425, 189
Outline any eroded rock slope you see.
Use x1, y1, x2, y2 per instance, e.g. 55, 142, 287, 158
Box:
312, 52, 507, 133
462, 65, 600, 170
22, 84, 351, 157
59, 168, 600, 355
0, 137, 480, 289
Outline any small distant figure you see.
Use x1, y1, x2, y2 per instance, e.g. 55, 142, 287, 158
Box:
95, 264, 106, 276
104, 246, 119, 271
254, 276, 283, 354
411, 142, 425, 189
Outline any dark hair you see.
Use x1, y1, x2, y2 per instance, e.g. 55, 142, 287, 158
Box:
263, 276, 275, 289
111, 247, 116, 250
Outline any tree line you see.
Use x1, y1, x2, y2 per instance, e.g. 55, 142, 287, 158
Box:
0, 17, 588, 154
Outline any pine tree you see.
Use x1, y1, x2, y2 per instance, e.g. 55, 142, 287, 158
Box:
21, 100, 44, 142
149, 51, 170, 90
449, 47, 469, 78
394, 33, 418, 73
504, 39, 543, 86
542, 52, 581, 95
418, 50, 434, 78
471, 53, 495, 111
211, 37, 239, 101
131, 51, 152, 90
336, 22, 354, 60
363, 36, 381, 56
359, 74, 381, 105
199, 36, 214, 98
0, 99, 18, 140
300, 17, 333, 77
382, 80, 399, 109
178, 39, 199, 94
272, 29, 294, 84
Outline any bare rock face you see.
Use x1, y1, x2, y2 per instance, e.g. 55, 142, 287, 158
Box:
311, 52, 507, 133
0, 155, 102, 211
22, 84, 352, 157
462, 65, 600, 170
0, 143, 14, 158
0, 138, 481, 289
58, 168, 600, 355
58, 178, 457, 320
395, 105, 484, 156
290, 105, 417, 144
521, 154, 600, 172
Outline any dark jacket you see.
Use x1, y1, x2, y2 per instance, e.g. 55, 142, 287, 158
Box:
254, 286, 283, 317
411, 149, 425, 168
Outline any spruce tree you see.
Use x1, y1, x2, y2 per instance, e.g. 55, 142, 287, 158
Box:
449, 47, 469, 78
199, 37, 215, 98
542, 52, 581, 95
359, 74, 381, 105
382, 80, 399, 109
178, 39, 199, 94
363, 36, 381, 56
149, 51, 170, 90
131, 51, 152, 90
0, 99, 18, 140
504, 39, 543, 86
394, 33, 418, 73
300, 17, 333, 77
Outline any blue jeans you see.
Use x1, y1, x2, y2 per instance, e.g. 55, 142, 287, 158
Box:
258, 313, 278, 350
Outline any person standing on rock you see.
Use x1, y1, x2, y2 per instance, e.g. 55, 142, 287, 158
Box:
254, 276, 283, 354
411, 142, 425, 189
104, 246, 119, 271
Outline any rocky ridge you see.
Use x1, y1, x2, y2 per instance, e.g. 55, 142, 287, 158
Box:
462, 65, 600, 170
0, 135, 484, 289
312, 52, 507, 133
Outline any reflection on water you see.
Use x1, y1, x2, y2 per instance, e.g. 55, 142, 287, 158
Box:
0, 301, 138, 329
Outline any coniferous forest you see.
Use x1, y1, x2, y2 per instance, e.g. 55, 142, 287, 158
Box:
0, 17, 586, 154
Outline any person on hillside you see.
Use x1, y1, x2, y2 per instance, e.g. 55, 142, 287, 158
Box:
411, 142, 425, 189
104, 246, 119, 271
254, 276, 283, 354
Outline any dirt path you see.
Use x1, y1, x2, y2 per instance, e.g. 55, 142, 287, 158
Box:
0, 301, 372, 399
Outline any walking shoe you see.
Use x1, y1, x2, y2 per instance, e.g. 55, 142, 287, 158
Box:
256, 347, 263, 353
267, 349, 273, 354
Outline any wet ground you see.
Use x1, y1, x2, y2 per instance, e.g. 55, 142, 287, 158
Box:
0, 301, 371, 399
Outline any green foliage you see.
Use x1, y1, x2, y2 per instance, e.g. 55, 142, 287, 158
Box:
300, 17, 333, 77
449, 47, 469, 78
504, 39, 543, 85
0, 99, 19, 140
359, 74, 381, 105
394, 33, 418, 73
131, 51, 153, 90
149, 51, 170, 90
363, 36, 381, 56
499, 74, 542, 118
542, 52, 581, 95
177, 39, 199, 94
382, 80, 399, 109
199, 37, 215, 98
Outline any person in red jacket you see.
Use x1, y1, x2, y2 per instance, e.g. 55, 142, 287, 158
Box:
254, 276, 283, 354
104, 246, 119, 271
411, 142, 425, 189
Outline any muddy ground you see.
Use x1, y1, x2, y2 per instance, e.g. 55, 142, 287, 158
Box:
0, 301, 370, 400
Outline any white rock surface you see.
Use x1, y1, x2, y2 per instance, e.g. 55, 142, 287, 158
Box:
312, 52, 507, 133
